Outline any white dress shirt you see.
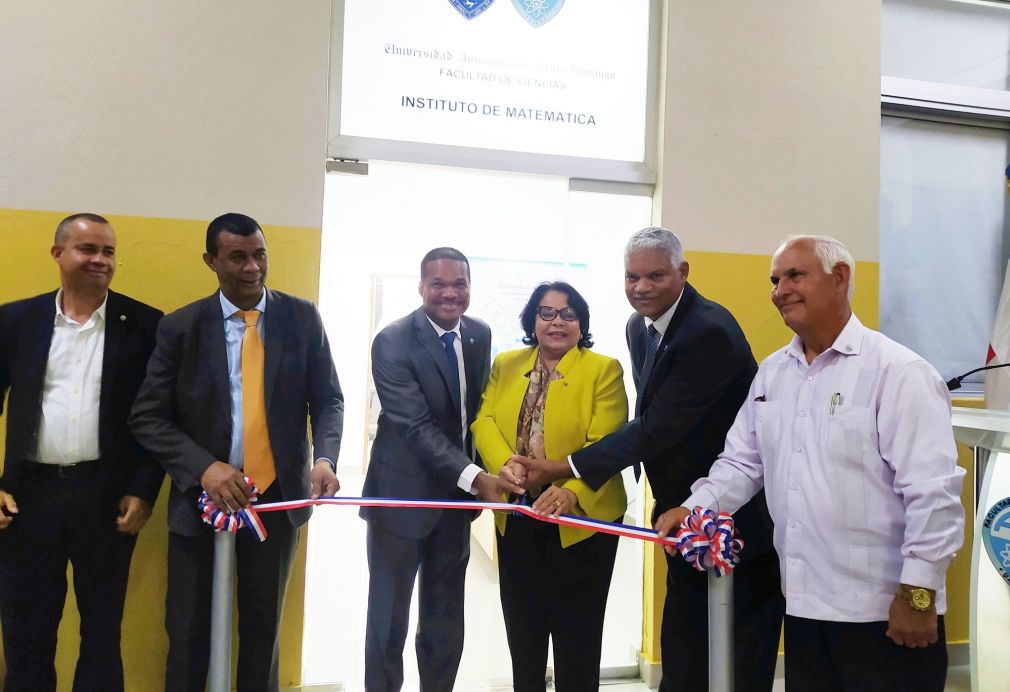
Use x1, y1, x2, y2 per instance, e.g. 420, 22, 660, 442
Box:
684, 314, 966, 622
425, 316, 482, 493
36, 291, 107, 464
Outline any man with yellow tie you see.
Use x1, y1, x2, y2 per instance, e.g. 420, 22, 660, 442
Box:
130, 213, 344, 692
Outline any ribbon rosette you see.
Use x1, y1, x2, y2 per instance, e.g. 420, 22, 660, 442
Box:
198, 476, 269, 542
674, 506, 744, 577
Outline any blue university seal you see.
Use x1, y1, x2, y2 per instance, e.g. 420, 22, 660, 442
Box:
449, 0, 496, 20
510, 0, 565, 27
982, 496, 1010, 586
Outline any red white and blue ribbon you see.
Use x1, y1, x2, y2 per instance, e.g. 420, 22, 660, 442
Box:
200, 489, 680, 547
200, 483, 745, 570
674, 506, 744, 577
198, 477, 269, 541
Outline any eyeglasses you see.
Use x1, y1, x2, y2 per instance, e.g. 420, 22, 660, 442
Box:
536, 306, 579, 322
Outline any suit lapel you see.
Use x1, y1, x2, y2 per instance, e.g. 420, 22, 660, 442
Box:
414, 309, 462, 415
627, 315, 647, 381
460, 317, 483, 419
660, 283, 695, 350
101, 291, 126, 402
262, 289, 284, 409
23, 293, 58, 413
203, 294, 231, 414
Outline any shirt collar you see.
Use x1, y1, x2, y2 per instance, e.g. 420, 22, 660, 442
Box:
786, 312, 865, 361
643, 289, 684, 337
54, 289, 108, 327
425, 314, 462, 340
220, 290, 267, 319
829, 313, 865, 356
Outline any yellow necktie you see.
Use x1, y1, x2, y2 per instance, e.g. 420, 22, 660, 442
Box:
240, 310, 276, 492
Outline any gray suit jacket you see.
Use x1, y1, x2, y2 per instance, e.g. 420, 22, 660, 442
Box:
129, 289, 344, 536
360, 308, 491, 540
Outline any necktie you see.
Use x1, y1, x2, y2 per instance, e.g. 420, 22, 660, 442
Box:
440, 331, 461, 397
639, 324, 661, 388
240, 310, 276, 492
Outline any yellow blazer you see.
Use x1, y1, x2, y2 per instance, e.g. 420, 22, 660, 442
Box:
471, 345, 628, 547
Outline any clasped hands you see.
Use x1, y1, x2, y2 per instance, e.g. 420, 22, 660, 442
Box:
498, 453, 576, 517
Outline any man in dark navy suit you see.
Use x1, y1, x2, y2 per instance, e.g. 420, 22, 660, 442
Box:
0, 213, 164, 692
515, 227, 784, 691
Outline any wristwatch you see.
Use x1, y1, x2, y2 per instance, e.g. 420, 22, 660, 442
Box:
900, 584, 935, 611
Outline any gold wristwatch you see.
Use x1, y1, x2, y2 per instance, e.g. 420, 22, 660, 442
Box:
900, 584, 935, 612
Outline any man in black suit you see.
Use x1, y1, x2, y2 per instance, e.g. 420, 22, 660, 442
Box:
129, 213, 344, 692
0, 213, 164, 692
361, 247, 523, 692
515, 227, 784, 691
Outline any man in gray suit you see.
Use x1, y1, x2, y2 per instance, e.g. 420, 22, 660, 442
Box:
361, 247, 523, 692
130, 213, 343, 692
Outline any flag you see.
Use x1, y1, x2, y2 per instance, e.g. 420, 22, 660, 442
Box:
984, 166, 1010, 409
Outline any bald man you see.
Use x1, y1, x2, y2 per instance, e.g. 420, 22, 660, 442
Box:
0, 213, 164, 692
660, 235, 966, 691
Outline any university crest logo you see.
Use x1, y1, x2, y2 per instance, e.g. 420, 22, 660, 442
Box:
982, 496, 1010, 586
511, 0, 565, 27
449, 0, 496, 20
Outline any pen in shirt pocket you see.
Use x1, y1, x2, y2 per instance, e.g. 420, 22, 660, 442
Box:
830, 392, 843, 415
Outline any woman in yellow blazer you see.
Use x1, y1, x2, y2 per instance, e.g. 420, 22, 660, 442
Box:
471, 281, 628, 692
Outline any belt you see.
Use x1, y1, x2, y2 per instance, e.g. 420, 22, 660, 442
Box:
28, 459, 101, 479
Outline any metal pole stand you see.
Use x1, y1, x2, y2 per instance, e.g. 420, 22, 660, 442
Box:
708, 570, 734, 692
208, 530, 236, 692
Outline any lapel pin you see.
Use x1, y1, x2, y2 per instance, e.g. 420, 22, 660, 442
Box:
469, 337, 474, 345
120, 315, 127, 322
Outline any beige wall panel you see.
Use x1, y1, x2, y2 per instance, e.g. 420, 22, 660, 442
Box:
661, 1, 881, 261
0, 0, 330, 228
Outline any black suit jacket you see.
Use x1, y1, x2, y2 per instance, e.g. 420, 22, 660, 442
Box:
0, 289, 164, 504
571, 283, 774, 558
129, 289, 344, 536
360, 308, 491, 540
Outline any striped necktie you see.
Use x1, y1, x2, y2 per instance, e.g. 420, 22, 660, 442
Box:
639, 324, 661, 387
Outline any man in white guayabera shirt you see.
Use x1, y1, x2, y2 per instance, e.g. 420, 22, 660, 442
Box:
656, 235, 966, 692
0, 213, 164, 692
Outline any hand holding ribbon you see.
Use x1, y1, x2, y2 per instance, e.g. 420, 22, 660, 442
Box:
198, 476, 268, 541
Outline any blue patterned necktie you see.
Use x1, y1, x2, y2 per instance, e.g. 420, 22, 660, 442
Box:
639, 324, 661, 386
440, 331, 461, 396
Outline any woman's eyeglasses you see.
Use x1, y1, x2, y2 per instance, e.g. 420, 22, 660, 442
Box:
537, 306, 578, 322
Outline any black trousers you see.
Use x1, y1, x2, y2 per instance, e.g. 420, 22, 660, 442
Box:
364, 510, 471, 692
496, 515, 620, 692
783, 614, 948, 692
0, 461, 137, 692
659, 549, 784, 692
163, 484, 297, 692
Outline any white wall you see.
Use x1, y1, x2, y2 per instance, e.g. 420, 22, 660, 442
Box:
660, 1, 881, 260
0, 0, 330, 228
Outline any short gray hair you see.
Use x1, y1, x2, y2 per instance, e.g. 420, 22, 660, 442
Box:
773, 234, 855, 300
625, 226, 685, 266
